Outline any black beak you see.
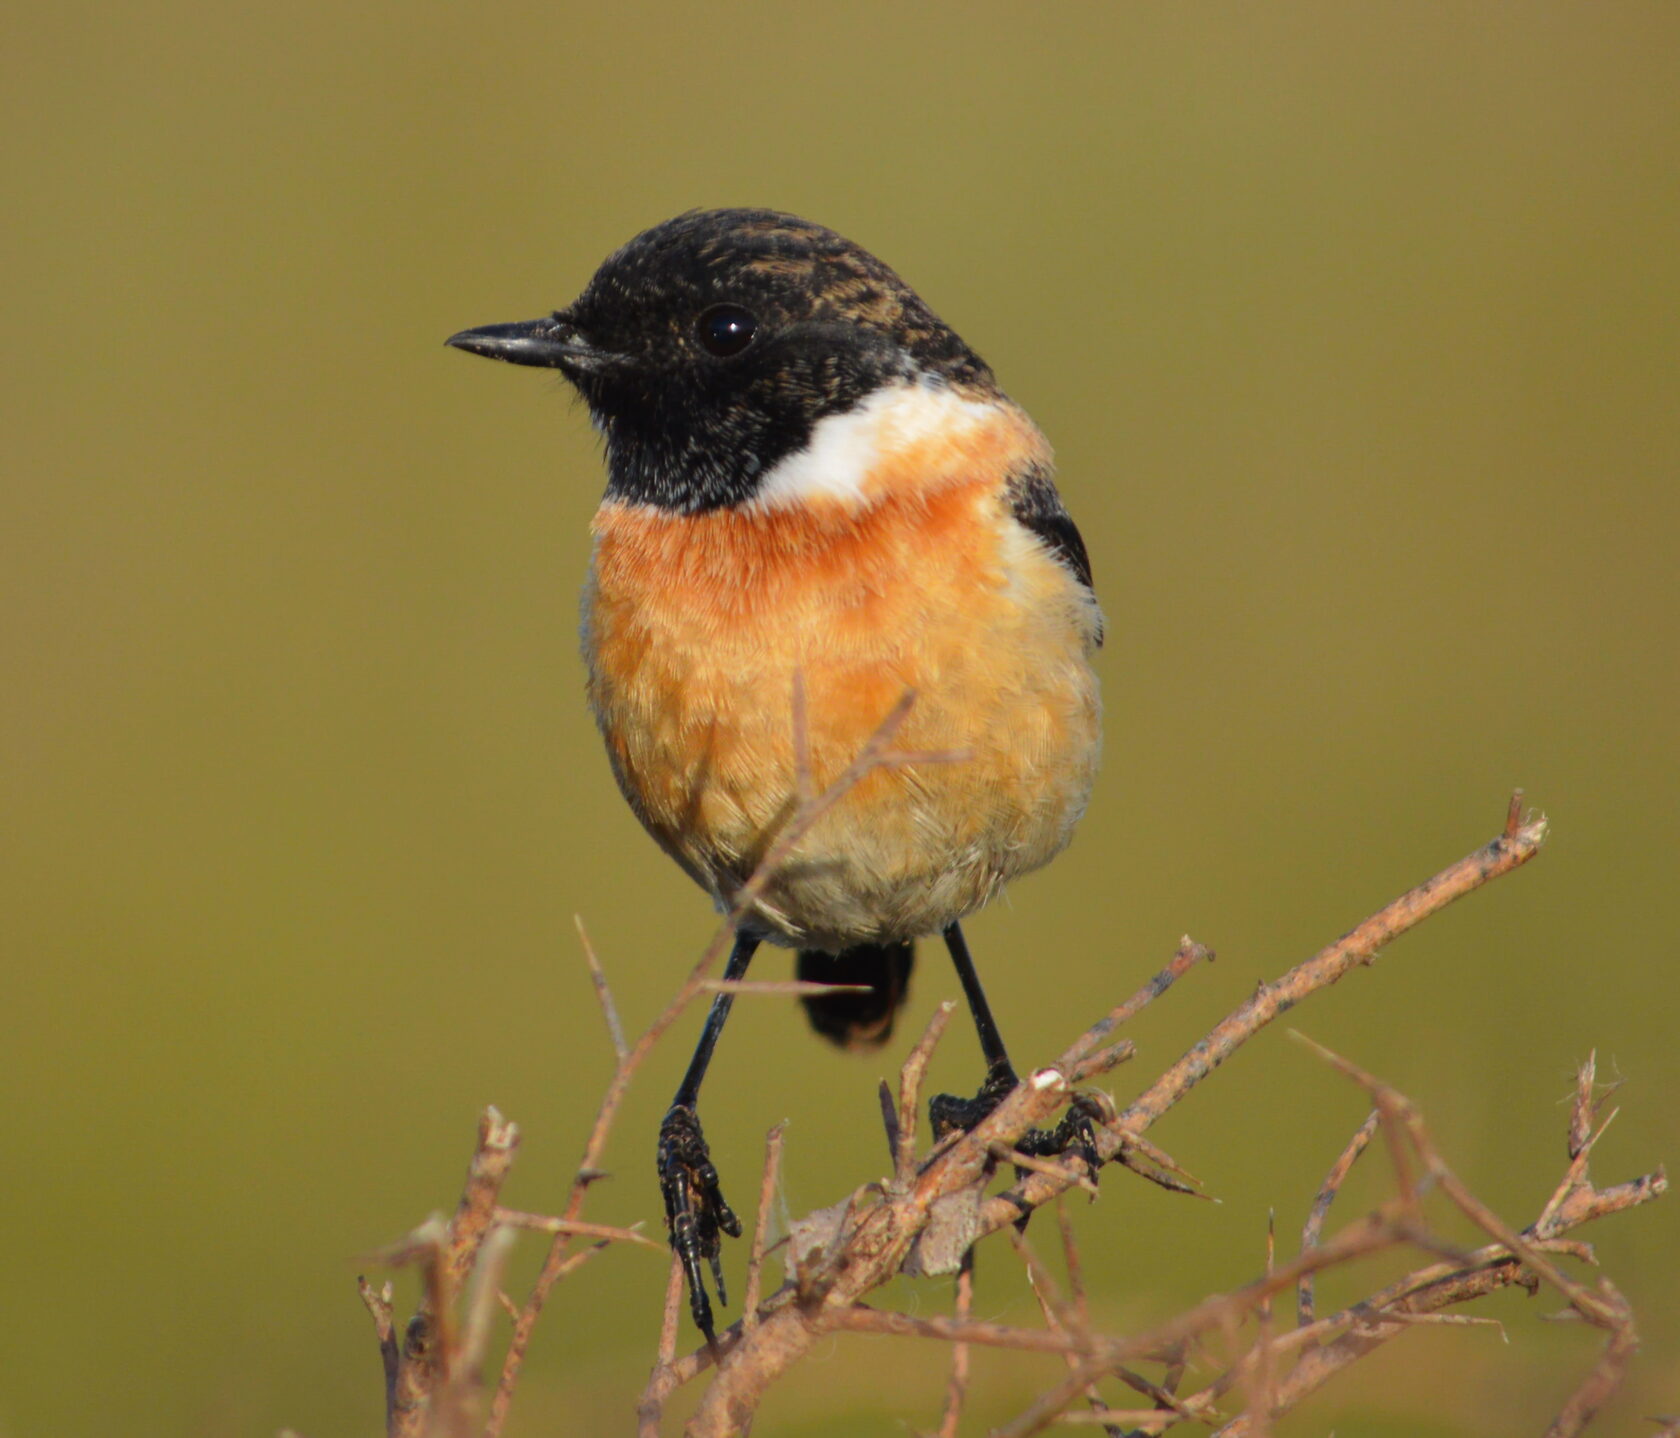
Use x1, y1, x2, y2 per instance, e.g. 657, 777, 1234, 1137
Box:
444, 314, 614, 371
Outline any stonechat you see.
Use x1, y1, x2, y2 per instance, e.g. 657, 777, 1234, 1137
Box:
448, 209, 1102, 1342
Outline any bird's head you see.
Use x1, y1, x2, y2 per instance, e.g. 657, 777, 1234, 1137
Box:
447, 209, 997, 512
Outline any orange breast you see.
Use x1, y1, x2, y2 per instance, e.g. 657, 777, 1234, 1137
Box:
582, 409, 1102, 949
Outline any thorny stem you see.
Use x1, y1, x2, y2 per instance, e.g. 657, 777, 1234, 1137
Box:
367, 792, 1668, 1438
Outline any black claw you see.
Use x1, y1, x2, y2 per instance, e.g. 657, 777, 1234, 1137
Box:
710, 1249, 729, 1308
658, 1103, 739, 1342
930, 1073, 1109, 1187
1014, 1091, 1109, 1183
930, 1061, 1019, 1141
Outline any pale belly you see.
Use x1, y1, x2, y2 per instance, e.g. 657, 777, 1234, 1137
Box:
583, 487, 1102, 952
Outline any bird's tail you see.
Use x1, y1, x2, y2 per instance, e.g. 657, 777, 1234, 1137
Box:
796, 940, 915, 1050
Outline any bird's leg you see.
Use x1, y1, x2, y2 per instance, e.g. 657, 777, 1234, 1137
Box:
928, 920, 1020, 1135
658, 931, 758, 1345
929, 922, 1105, 1180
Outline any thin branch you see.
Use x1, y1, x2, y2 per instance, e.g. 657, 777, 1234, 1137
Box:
458, 1226, 518, 1393
447, 1109, 522, 1293
826, 1304, 1087, 1356
697, 979, 872, 997
878, 1079, 901, 1169
1249, 1210, 1276, 1437
897, 1002, 956, 1183
358, 1277, 399, 1420
491, 1210, 663, 1250
742, 1124, 787, 1334
1298, 1110, 1379, 1327
1569, 1049, 1598, 1161
1058, 935, 1213, 1075
637, 1256, 688, 1438
576, 914, 628, 1063
1292, 1032, 1620, 1327
363, 1108, 520, 1438
1007, 1225, 1078, 1340
935, 1258, 975, 1438
994, 1144, 1102, 1199
977, 799, 1549, 1238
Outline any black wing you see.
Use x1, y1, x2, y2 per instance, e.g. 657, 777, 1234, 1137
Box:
1004, 461, 1101, 643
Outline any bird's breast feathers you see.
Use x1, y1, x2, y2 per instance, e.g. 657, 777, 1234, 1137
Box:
582, 382, 1103, 948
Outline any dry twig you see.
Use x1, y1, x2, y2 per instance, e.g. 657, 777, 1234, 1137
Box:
349, 790, 1669, 1438
1297, 1109, 1379, 1327
934, 1256, 975, 1438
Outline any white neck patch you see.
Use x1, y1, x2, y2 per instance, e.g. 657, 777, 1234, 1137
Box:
750, 379, 1001, 511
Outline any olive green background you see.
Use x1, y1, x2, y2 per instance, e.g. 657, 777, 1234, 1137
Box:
5, 5, 1677, 1435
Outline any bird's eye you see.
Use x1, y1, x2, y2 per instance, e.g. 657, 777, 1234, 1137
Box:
697, 305, 758, 358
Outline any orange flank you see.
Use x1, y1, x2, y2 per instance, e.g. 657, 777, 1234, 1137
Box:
583, 399, 1102, 951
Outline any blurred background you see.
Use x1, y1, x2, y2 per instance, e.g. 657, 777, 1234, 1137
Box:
4, 4, 1677, 1435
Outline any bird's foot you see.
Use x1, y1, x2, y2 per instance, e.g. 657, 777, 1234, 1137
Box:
1012, 1090, 1110, 1182
930, 1067, 1108, 1187
657, 1103, 741, 1346
929, 1061, 1021, 1141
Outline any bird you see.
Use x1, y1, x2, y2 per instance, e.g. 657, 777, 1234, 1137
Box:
447, 208, 1103, 1344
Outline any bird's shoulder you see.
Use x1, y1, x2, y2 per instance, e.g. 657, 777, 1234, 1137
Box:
1001, 458, 1095, 594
